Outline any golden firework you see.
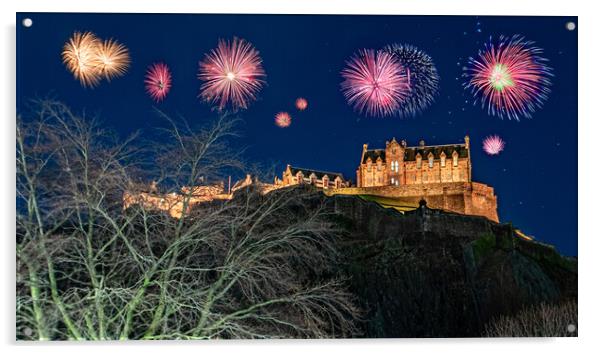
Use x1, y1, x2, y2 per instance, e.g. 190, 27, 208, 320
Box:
95, 38, 130, 81
61, 31, 103, 87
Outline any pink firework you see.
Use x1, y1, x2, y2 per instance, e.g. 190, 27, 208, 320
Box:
340, 49, 410, 117
198, 37, 266, 112
145, 63, 172, 102
482, 135, 505, 155
464, 35, 553, 120
275, 112, 292, 128
295, 97, 308, 111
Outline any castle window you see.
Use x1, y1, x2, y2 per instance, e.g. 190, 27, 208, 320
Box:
391, 178, 395, 185
322, 176, 329, 189
390, 161, 394, 171
453, 152, 459, 167
416, 155, 422, 169
428, 155, 434, 168
441, 155, 446, 167
394, 161, 399, 172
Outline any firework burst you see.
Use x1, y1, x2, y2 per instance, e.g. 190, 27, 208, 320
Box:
464, 35, 553, 120
145, 63, 172, 102
198, 37, 266, 112
275, 112, 292, 128
482, 135, 505, 155
340, 49, 410, 117
295, 97, 308, 111
95, 38, 130, 81
383, 44, 440, 117
62, 31, 103, 87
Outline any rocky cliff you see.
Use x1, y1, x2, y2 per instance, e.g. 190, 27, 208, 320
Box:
328, 194, 577, 337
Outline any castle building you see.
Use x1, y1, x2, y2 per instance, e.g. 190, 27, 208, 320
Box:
125, 136, 499, 223
278, 165, 350, 189
123, 175, 256, 218
351, 136, 499, 222
357, 137, 471, 187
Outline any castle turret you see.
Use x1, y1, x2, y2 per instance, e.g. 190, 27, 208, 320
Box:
464, 135, 472, 181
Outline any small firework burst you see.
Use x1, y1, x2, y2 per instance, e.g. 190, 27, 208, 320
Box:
295, 97, 308, 111
482, 135, 505, 155
95, 38, 130, 80
464, 35, 553, 120
275, 112, 292, 128
383, 43, 440, 117
62, 31, 103, 87
198, 37, 266, 112
340, 49, 410, 117
145, 63, 172, 102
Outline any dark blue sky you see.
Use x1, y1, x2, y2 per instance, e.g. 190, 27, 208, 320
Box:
16, 13, 577, 255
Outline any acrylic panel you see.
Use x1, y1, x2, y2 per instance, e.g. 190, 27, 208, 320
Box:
16, 13, 577, 340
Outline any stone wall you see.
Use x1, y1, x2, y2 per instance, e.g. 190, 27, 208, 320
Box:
325, 181, 499, 222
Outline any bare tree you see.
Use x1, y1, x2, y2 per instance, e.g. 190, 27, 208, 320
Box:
483, 300, 577, 337
16, 100, 360, 340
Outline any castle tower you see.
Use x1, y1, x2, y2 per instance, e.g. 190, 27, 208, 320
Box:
385, 137, 404, 186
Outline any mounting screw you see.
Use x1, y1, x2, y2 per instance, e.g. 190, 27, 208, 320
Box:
567, 324, 577, 333
566, 22, 576, 31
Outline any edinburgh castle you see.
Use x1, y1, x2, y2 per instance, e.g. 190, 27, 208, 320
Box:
125, 136, 499, 222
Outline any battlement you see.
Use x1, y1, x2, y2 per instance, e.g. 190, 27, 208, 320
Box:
324, 181, 498, 222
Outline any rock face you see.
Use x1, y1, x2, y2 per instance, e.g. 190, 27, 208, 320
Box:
329, 194, 577, 338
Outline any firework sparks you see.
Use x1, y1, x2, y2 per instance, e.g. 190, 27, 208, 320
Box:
383, 44, 440, 117
482, 135, 505, 155
145, 62, 172, 102
295, 97, 308, 111
340, 49, 410, 117
464, 35, 553, 120
95, 38, 130, 80
198, 37, 266, 112
62, 31, 103, 87
275, 112, 292, 128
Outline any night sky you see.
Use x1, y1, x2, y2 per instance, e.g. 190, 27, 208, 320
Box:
16, 13, 578, 255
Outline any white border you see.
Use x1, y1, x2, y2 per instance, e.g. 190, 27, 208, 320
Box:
2, 1, 599, 353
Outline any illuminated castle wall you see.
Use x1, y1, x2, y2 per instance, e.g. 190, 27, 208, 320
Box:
356, 137, 471, 187
124, 136, 499, 223
277, 136, 499, 222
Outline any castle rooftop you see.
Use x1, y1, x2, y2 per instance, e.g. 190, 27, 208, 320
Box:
288, 166, 346, 181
